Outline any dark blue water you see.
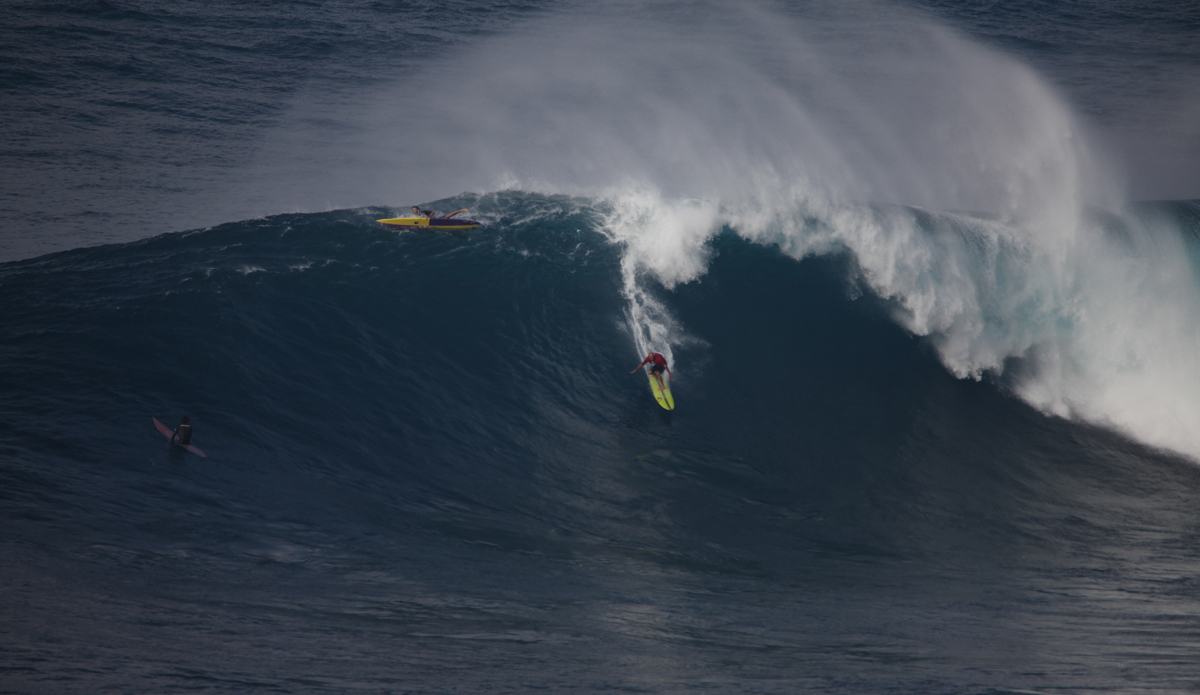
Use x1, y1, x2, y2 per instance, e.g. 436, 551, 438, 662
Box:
5, 194, 1200, 692
4, 1, 1200, 693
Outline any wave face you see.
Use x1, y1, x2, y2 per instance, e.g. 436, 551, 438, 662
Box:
5, 195, 1200, 692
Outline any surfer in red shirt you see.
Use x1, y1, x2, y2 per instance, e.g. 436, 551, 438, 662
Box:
632, 352, 672, 390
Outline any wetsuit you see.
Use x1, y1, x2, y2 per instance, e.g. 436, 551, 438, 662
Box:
173, 423, 193, 446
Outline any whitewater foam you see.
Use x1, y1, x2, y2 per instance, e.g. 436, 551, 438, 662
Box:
248, 0, 1200, 459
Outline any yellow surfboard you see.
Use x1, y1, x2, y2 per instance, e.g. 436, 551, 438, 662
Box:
648, 371, 675, 410
377, 217, 481, 231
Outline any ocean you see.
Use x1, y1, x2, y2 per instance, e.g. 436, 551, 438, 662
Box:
3, 0, 1200, 693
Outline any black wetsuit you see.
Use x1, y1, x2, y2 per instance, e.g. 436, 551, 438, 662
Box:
174, 424, 193, 446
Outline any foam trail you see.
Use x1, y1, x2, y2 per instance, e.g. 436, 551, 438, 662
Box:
594, 189, 718, 363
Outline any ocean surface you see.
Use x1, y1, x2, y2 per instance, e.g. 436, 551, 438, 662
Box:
3, 1, 1200, 693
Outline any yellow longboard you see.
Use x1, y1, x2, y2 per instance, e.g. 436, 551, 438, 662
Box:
377, 217, 481, 231
648, 371, 675, 410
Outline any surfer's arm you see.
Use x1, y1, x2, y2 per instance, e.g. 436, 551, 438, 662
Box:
170, 427, 180, 443
631, 357, 649, 373
444, 208, 468, 218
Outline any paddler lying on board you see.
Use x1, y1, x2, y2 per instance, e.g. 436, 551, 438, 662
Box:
632, 352, 673, 390
412, 206, 469, 219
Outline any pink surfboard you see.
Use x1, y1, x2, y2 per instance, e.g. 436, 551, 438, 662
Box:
153, 417, 207, 458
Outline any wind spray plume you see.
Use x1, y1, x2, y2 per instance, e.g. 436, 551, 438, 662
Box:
246, 0, 1200, 461
264, 0, 1112, 224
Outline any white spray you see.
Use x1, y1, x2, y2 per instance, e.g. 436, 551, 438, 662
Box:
258, 0, 1200, 458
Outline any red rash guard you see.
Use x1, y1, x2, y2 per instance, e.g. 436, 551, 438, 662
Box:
645, 353, 666, 368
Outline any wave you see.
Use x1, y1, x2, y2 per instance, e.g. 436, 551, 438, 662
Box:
3, 193, 1199, 556
211, 0, 1200, 459
607, 192, 1200, 459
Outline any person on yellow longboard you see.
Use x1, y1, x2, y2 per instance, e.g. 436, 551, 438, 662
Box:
632, 352, 673, 390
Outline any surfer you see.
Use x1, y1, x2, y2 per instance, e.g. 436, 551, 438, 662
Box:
412, 206, 469, 219
632, 352, 672, 390
171, 416, 194, 446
